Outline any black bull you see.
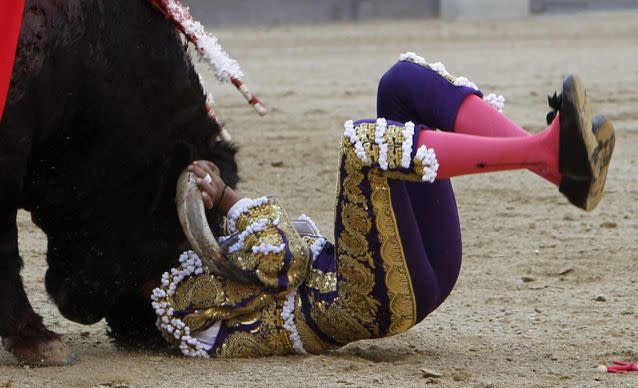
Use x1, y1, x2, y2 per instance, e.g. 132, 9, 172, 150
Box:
0, 0, 239, 355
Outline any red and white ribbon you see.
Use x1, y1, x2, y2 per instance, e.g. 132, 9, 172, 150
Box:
148, 0, 267, 116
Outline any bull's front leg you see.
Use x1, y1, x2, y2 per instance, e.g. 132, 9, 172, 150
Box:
0, 152, 73, 365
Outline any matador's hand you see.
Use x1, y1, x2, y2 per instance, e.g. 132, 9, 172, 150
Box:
187, 160, 225, 210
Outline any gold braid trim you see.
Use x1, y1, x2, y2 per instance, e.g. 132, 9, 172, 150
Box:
218, 295, 295, 358
384, 124, 407, 169
368, 171, 417, 335
307, 140, 380, 344
226, 198, 311, 290
294, 296, 338, 354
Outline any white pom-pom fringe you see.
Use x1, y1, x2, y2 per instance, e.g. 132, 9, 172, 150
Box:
309, 238, 328, 265
252, 242, 286, 255
415, 145, 439, 183
227, 217, 273, 253
483, 93, 506, 112
343, 120, 368, 164
401, 122, 415, 169
281, 289, 306, 354
375, 118, 389, 170
399, 52, 427, 66
453, 76, 479, 91
226, 197, 270, 233
151, 250, 212, 358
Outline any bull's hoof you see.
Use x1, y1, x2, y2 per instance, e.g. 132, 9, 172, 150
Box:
3, 336, 76, 366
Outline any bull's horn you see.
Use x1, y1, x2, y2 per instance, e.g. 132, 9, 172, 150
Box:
176, 169, 225, 266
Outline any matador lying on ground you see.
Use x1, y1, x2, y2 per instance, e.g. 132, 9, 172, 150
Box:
151, 53, 615, 358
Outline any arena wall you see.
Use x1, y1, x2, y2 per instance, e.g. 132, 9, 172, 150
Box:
184, 0, 638, 26
185, 0, 439, 27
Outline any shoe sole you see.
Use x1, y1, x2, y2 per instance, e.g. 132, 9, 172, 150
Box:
559, 115, 615, 211
559, 74, 595, 179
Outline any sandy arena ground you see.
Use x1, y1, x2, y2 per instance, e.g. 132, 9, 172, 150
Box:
1, 10, 637, 388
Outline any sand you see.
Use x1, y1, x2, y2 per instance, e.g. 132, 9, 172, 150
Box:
1, 10, 637, 388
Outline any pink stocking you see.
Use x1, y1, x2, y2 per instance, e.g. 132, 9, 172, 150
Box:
453, 95, 561, 185
420, 116, 560, 180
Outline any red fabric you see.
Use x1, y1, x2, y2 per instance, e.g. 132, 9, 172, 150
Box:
418, 115, 560, 180
606, 361, 638, 373
0, 0, 25, 121
454, 94, 562, 185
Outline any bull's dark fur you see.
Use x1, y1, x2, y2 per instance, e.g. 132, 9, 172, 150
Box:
0, 0, 238, 348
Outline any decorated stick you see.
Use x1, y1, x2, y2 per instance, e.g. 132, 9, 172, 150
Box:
231, 77, 268, 116
148, 0, 267, 116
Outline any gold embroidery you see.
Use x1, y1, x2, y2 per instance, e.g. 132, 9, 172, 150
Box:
225, 198, 311, 290
224, 309, 261, 328
384, 124, 406, 169
307, 139, 381, 344
344, 122, 408, 171
341, 202, 372, 234
167, 272, 275, 333
295, 316, 334, 354
294, 295, 336, 353
368, 170, 417, 335
356, 122, 378, 165
305, 268, 337, 294
219, 296, 294, 357
163, 197, 313, 356
234, 205, 276, 231
229, 252, 259, 273
341, 152, 365, 204
338, 229, 369, 259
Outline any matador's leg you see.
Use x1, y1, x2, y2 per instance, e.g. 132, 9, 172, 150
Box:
335, 107, 613, 334
376, 55, 614, 211
377, 53, 588, 184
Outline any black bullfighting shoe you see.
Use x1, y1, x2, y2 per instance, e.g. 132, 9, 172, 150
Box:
547, 75, 615, 211
559, 115, 615, 211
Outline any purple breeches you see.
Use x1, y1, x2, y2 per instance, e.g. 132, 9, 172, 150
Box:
377, 60, 481, 320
